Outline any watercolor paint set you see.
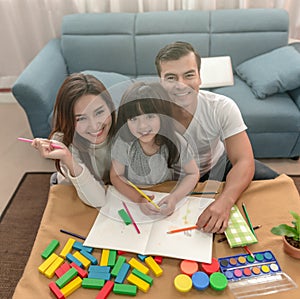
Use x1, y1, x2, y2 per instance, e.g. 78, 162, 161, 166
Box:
218, 250, 280, 281
218, 250, 297, 299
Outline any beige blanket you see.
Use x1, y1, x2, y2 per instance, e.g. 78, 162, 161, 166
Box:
13, 174, 300, 299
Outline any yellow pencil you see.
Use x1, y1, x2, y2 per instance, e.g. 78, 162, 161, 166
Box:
127, 180, 160, 209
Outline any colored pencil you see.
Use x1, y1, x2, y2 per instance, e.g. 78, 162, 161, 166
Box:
18, 137, 63, 149
167, 225, 198, 234
217, 225, 261, 243
122, 202, 140, 234
60, 229, 86, 240
126, 180, 160, 209
242, 202, 256, 237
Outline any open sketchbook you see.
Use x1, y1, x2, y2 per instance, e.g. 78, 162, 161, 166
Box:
84, 186, 214, 263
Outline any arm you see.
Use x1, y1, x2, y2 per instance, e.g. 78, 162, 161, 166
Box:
32, 138, 106, 208
196, 131, 254, 233
158, 159, 200, 215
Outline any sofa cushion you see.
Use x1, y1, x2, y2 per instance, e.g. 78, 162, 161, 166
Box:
235, 46, 300, 99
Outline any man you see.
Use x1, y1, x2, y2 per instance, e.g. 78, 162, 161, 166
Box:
155, 41, 278, 233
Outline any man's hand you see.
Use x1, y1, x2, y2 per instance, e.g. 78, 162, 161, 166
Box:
196, 198, 232, 233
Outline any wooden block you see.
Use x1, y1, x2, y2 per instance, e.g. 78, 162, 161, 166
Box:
88, 271, 111, 280
107, 249, 117, 267
59, 238, 75, 259
38, 253, 58, 274
49, 281, 65, 299
127, 273, 150, 293
82, 278, 105, 289
70, 262, 88, 278
113, 283, 137, 296
60, 276, 82, 297
66, 253, 83, 268
137, 254, 148, 261
145, 256, 163, 277
89, 265, 111, 273
56, 268, 78, 289
118, 209, 132, 225
111, 256, 126, 277
132, 268, 153, 286
117, 250, 127, 255
128, 257, 149, 274
73, 241, 93, 253
115, 263, 130, 284
73, 251, 91, 269
44, 256, 64, 278
80, 249, 98, 265
100, 249, 110, 266
55, 262, 71, 278
41, 239, 59, 259
154, 256, 163, 264
95, 280, 114, 299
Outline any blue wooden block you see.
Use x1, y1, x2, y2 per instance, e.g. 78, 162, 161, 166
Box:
88, 271, 111, 280
66, 253, 83, 268
80, 249, 98, 265
137, 254, 148, 261
72, 241, 93, 253
115, 263, 130, 284
89, 265, 111, 273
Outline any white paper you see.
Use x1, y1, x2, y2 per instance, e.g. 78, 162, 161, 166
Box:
84, 186, 214, 263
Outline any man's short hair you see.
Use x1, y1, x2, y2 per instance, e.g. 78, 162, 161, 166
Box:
155, 41, 201, 76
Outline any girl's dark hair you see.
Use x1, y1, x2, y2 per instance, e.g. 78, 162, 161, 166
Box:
50, 73, 116, 180
116, 81, 180, 167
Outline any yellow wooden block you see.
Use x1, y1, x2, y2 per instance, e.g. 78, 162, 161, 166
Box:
38, 253, 58, 274
44, 256, 64, 278
145, 256, 163, 277
100, 249, 110, 266
127, 273, 150, 293
73, 251, 91, 269
61, 276, 82, 297
59, 238, 76, 259
128, 258, 149, 274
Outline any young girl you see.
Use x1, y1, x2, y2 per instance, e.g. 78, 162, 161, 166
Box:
110, 81, 199, 216
32, 73, 116, 208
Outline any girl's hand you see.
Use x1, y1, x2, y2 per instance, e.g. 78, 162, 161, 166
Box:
158, 194, 177, 216
32, 138, 68, 160
139, 195, 160, 215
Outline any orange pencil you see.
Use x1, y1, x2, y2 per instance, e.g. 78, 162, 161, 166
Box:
167, 225, 198, 234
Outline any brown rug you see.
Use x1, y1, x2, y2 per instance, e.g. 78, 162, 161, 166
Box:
0, 172, 299, 299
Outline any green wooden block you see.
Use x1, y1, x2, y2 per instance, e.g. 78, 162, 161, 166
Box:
113, 283, 137, 296
118, 209, 132, 225
41, 239, 59, 259
132, 268, 154, 286
55, 268, 78, 288
82, 278, 105, 289
108, 249, 117, 267
111, 255, 126, 277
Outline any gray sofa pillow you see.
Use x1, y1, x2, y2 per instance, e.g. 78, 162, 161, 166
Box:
236, 46, 300, 99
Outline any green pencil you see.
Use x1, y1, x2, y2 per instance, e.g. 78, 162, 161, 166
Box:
242, 202, 256, 237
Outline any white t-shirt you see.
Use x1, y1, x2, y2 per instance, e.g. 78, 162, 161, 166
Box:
182, 90, 247, 175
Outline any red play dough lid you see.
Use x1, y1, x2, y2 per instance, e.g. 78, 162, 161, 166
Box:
180, 260, 199, 276
201, 258, 220, 275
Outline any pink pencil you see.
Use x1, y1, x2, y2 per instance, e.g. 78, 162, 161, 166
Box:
122, 201, 140, 234
17, 137, 63, 149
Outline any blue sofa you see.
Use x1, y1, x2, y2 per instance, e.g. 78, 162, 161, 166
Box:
12, 9, 300, 158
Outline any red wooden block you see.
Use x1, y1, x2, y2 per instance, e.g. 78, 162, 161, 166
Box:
96, 280, 114, 299
70, 262, 88, 278
55, 262, 71, 278
49, 281, 65, 299
154, 256, 163, 264
117, 250, 127, 255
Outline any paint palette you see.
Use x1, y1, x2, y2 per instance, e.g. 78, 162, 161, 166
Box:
218, 251, 297, 299
218, 250, 281, 281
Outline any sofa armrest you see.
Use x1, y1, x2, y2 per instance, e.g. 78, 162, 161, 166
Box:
12, 39, 68, 138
